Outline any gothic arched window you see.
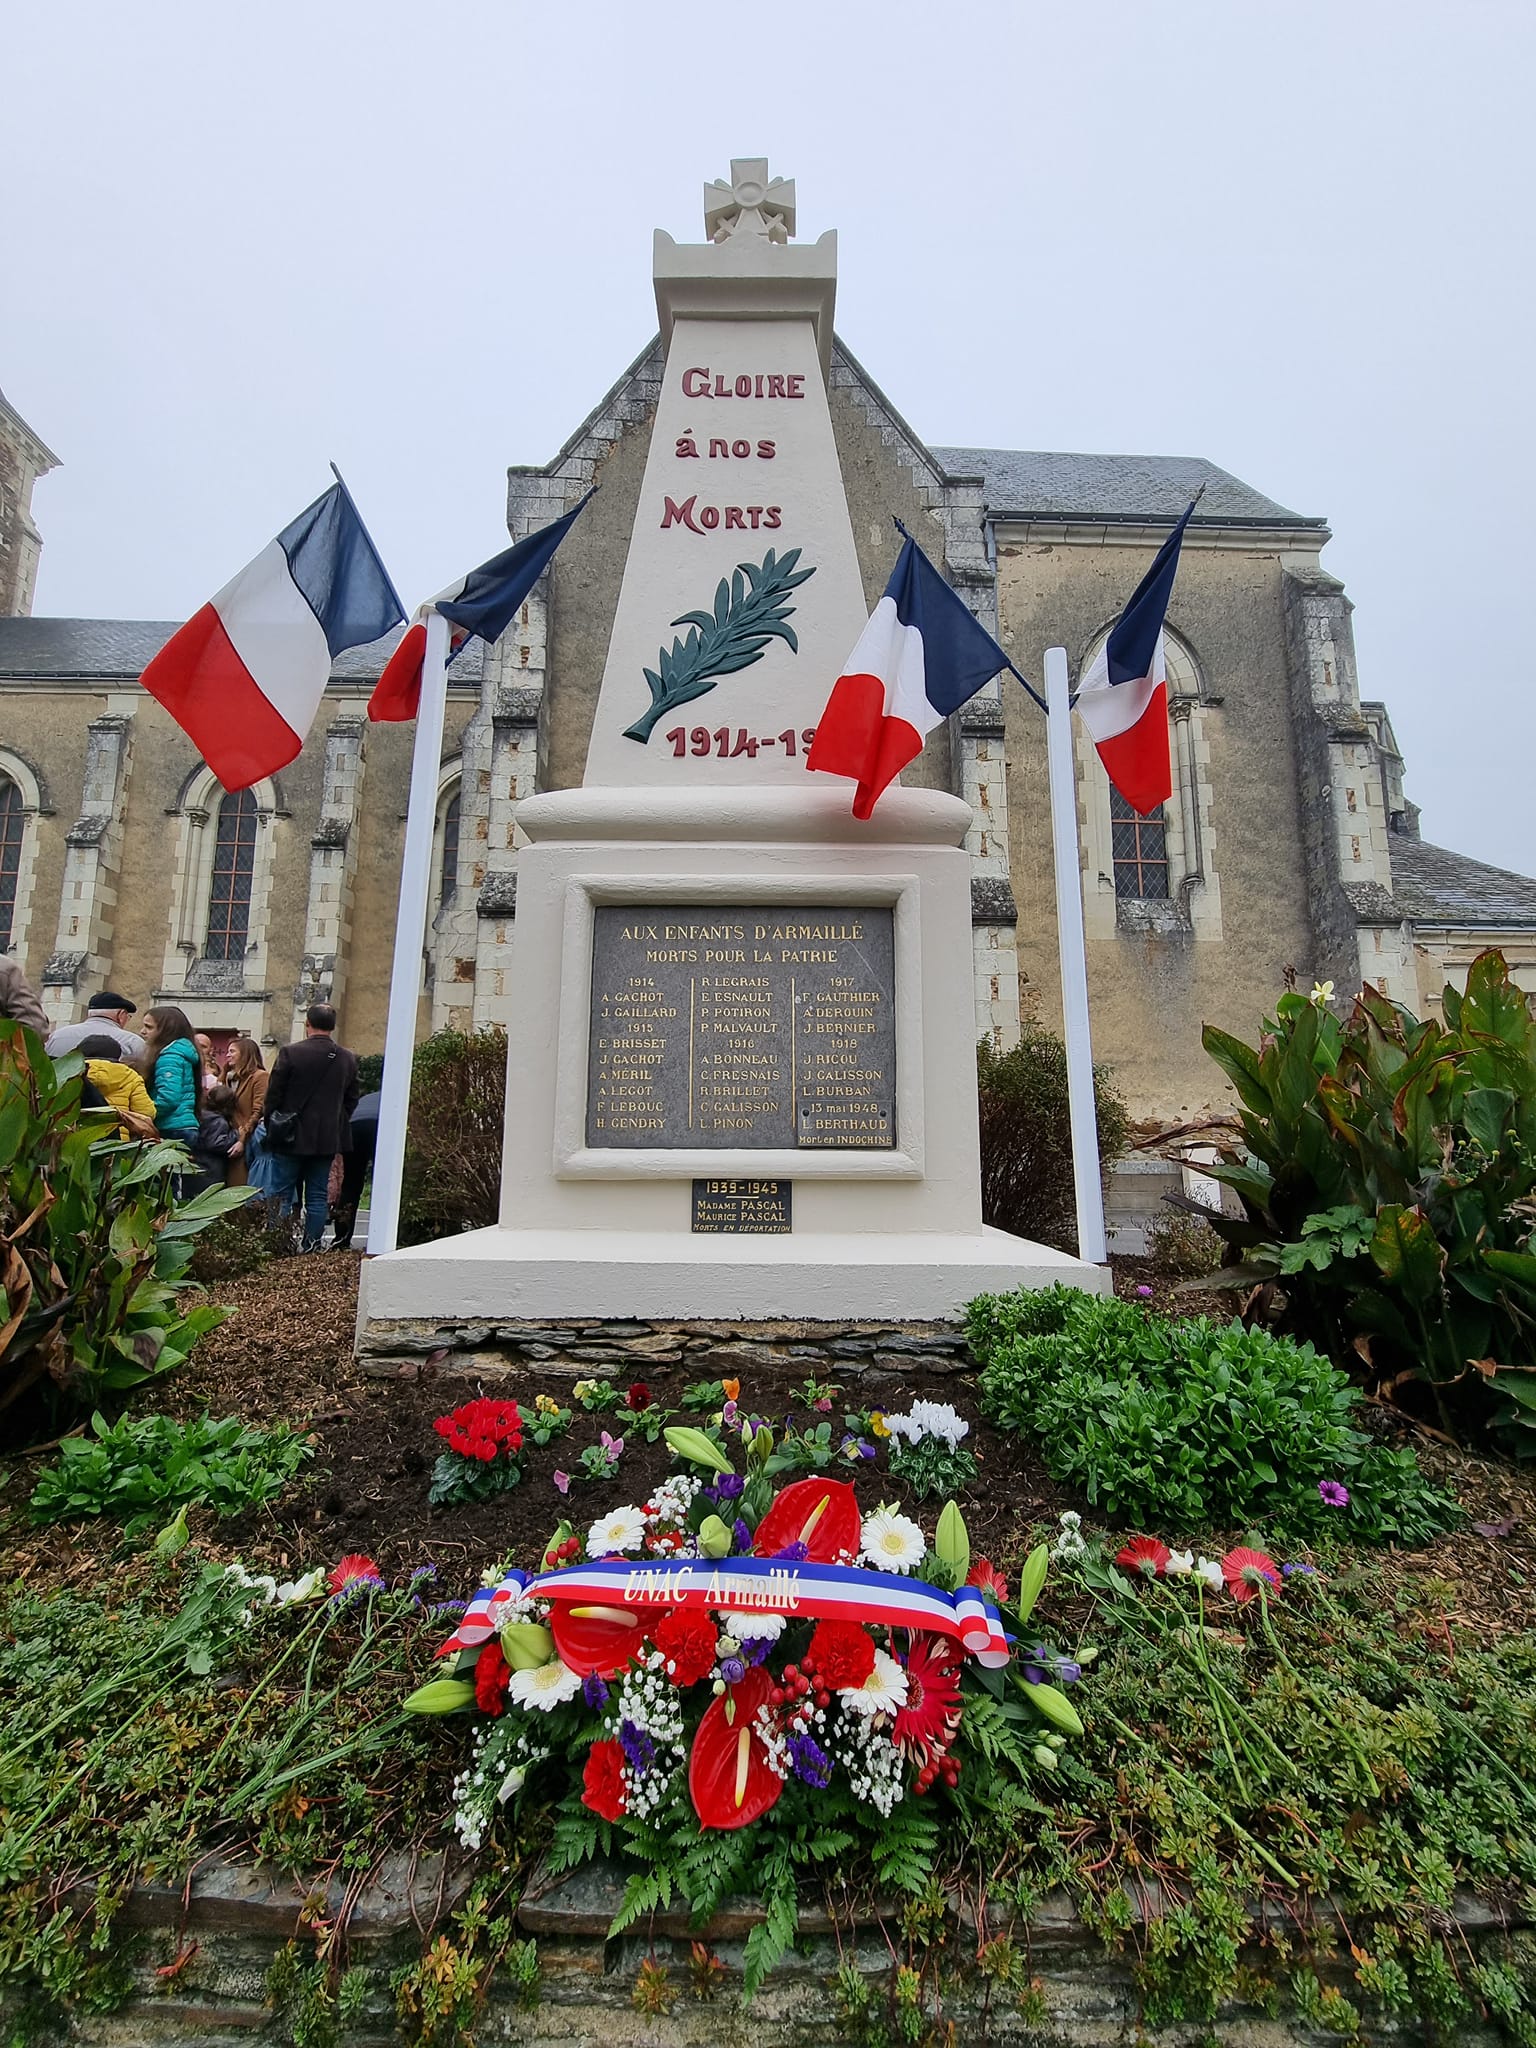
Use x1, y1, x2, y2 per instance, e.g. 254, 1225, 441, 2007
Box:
204, 788, 259, 960
1110, 788, 1169, 899
439, 790, 461, 910
0, 775, 24, 952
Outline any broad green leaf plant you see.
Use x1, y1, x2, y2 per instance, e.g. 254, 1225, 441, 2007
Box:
1196, 950, 1536, 1453
1, 1021, 250, 1432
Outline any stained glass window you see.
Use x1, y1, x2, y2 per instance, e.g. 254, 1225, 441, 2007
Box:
439, 791, 461, 910
1110, 789, 1169, 900
204, 789, 258, 959
0, 777, 23, 952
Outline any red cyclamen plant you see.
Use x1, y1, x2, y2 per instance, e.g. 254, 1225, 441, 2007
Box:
429, 1397, 528, 1509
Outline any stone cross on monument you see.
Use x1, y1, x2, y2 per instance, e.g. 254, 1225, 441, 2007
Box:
703, 159, 796, 244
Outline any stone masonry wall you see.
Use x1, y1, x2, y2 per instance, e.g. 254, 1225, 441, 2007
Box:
355, 1314, 973, 1382
15, 1852, 1520, 2048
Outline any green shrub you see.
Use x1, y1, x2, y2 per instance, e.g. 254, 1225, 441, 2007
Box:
1, 1023, 250, 1437
966, 1285, 1454, 1542
184, 1201, 299, 1283
29, 1410, 312, 1534
355, 1051, 385, 1094
400, 1026, 507, 1245
977, 1026, 1131, 1255
1197, 952, 1536, 1456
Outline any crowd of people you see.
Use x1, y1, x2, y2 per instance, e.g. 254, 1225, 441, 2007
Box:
0, 961, 378, 1252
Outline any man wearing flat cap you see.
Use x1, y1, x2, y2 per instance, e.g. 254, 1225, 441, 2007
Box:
47, 990, 147, 1062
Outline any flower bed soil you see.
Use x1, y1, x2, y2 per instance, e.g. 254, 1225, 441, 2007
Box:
5, 1251, 1535, 1644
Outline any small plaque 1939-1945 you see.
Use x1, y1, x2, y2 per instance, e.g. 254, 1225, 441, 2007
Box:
691, 1178, 792, 1234
587, 903, 897, 1150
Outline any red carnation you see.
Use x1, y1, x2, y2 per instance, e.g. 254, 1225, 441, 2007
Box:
1116, 1536, 1172, 1579
474, 1641, 509, 1717
651, 1607, 719, 1687
625, 1382, 652, 1411
582, 1738, 628, 1821
1220, 1545, 1281, 1603
806, 1618, 876, 1691
966, 1557, 1010, 1604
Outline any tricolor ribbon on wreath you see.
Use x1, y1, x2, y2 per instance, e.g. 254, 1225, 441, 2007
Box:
437, 1556, 1011, 1669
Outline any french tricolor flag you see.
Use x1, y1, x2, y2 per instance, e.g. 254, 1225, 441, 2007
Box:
368, 491, 594, 722
808, 536, 1013, 818
1074, 502, 1194, 816
141, 482, 403, 792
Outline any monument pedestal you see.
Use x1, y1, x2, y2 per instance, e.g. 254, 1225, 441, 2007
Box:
357, 786, 1107, 1340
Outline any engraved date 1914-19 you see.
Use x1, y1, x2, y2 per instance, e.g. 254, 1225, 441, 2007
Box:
664, 725, 817, 761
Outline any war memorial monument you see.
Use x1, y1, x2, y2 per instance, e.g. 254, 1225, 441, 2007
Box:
356, 165, 1105, 1343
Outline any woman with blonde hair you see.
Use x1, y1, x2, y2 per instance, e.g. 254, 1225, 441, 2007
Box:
225, 1035, 267, 1189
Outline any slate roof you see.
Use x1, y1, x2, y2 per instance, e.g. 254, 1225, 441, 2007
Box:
931, 448, 1322, 528
1389, 835, 1536, 928
0, 615, 481, 683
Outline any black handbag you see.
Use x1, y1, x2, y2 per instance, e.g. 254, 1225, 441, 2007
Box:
263, 1050, 334, 1154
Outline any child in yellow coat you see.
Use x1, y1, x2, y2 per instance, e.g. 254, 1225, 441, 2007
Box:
76, 1032, 159, 1140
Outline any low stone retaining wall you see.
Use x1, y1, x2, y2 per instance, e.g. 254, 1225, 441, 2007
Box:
355, 1315, 974, 1383
19, 1854, 1524, 2047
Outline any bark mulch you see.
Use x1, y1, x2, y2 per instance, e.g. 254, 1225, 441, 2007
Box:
4, 1251, 1533, 1639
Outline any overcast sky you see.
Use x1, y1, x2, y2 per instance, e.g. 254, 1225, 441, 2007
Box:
9, 1, 1533, 872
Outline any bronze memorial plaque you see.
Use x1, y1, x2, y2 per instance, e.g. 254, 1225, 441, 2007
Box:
691, 1178, 793, 1233
586, 905, 896, 1150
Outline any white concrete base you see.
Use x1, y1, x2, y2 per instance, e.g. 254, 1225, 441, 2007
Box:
357, 1224, 1109, 1331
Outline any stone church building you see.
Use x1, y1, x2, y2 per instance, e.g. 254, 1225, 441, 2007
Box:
2, 340, 1533, 1125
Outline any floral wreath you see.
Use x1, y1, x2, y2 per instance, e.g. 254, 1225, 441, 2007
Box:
407, 1425, 1085, 1853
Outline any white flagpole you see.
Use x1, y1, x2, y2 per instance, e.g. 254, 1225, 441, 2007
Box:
366, 608, 451, 1257
1044, 645, 1107, 1265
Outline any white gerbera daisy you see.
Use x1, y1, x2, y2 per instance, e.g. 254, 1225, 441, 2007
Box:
587, 1506, 646, 1557
507, 1659, 583, 1711
719, 1610, 786, 1643
860, 1508, 926, 1574
840, 1647, 909, 1717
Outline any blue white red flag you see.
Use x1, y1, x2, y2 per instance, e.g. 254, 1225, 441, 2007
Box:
141, 482, 404, 791
368, 490, 595, 722
1074, 502, 1195, 815
808, 536, 1012, 818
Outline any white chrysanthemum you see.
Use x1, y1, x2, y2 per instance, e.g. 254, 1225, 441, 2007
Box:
1166, 1549, 1195, 1577
719, 1610, 786, 1643
860, 1508, 926, 1574
507, 1659, 583, 1711
587, 1506, 646, 1557
841, 1647, 909, 1717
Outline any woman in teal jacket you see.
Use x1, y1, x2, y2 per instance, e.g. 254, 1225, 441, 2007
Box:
139, 1005, 202, 1140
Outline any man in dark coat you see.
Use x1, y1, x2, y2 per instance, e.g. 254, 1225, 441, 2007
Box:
263, 1004, 360, 1251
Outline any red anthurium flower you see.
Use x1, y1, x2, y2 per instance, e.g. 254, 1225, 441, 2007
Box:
474, 1641, 509, 1717
690, 1665, 783, 1830
806, 1618, 875, 1691
582, 1738, 628, 1821
651, 1608, 718, 1688
751, 1476, 862, 1563
1220, 1546, 1281, 1603
1115, 1536, 1172, 1579
328, 1554, 382, 1594
966, 1557, 1009, 1605
893, 1633, 964, 1768
549, 1599, 651, 1678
